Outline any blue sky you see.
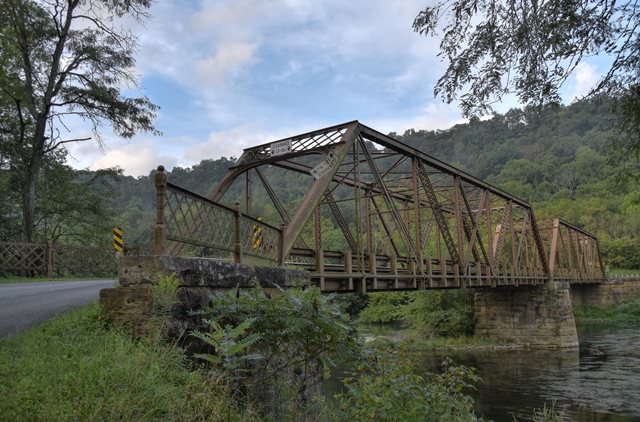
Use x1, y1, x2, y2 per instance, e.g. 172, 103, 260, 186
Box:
66, 0, 604, 176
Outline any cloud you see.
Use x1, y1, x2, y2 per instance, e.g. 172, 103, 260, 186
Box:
194, 42, 258, 87
370, 102, 466, 135
572, 62, 600, 99
87, 139, 177, 176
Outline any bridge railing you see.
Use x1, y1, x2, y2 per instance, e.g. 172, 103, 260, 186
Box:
153, 166, 284, 264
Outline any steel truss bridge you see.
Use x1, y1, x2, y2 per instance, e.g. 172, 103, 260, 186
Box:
153, 121, 606, 292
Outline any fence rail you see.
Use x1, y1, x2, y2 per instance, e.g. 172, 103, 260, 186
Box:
0, 241, 117, 277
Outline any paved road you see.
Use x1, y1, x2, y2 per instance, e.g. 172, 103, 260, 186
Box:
0, 279, 115, 340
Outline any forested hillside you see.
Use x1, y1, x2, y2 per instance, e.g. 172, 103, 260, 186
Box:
1, 98, 638, 269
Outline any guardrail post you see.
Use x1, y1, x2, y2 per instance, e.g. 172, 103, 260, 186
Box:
154, 165, 167, 255
233, 202, 242, 264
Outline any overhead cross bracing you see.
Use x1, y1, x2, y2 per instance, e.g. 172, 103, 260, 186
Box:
156, 121, 606, 292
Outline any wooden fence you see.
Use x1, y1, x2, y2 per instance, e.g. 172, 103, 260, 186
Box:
0, 241, 118, 277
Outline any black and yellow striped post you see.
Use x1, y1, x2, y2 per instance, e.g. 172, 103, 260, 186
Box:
113, 227, 124, 253
251, 218, 263, 249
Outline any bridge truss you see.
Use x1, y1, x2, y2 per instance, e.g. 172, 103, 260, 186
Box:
154, 121, 606, 292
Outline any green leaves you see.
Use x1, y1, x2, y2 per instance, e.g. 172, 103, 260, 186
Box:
191, 317, 263, 370
189, 285, 361, 418
333, 342, 482, 421
0, 0, 158, 241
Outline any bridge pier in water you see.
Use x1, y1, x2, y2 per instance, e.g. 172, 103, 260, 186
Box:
473, 281, 579, 349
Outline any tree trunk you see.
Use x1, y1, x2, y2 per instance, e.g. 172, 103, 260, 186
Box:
20, 121, 47, 243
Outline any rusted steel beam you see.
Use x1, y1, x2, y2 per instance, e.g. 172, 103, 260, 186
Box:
492, 201, 512, 269
358, 124, 532, 208
154, 165, 167, 255
255, 167, 308, 249
324, 191, 358, 253
369, 194, 401, 257
416, 161, 460, 264
282, 123, 360, 256
359, 137, 422, 272
528, 211, 550, 277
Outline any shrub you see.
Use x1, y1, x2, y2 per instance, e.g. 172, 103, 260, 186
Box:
397, 290, 475, 338
332, 340, 483, 421
192, 285, 361, 419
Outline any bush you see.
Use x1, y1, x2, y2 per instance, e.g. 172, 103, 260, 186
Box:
601, 237, 640, 269
357, 292, 411, 323
397, 290, 475, 338
192, 285, 361, 420
332, 341, 483, 421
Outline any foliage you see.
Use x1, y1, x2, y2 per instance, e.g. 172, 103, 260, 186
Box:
332, 341, 482, 421
0, 304, 257, 421
358, 290, 475, 339
150, 272, 180, 315
600, 237, 640, 269
412, 0, 638, 112
328, 292, 369, 317
0, 0, 158, 241
398, 290, 475, 338
193, 285, 361, 419
191, 317, 262, 371
525, 401, 571, 422
573, 294, 640, 324
357, 292, 410, 323
413, 1, 640, 176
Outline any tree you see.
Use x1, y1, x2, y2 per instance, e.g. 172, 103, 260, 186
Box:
0, 0, 158, 242
413, 0, 640, 163
36, 162, 118, 245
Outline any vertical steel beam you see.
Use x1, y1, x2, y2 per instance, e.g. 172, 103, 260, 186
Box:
154, 165, 167, 255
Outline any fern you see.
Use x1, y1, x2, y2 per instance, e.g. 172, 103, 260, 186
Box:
191, 317, 263, 371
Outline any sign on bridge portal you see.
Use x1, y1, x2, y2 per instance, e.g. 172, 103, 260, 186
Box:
270, 140, 292, 156
113, 227, 123, 252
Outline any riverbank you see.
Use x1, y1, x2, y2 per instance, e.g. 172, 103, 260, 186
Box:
573, 293, 640, 324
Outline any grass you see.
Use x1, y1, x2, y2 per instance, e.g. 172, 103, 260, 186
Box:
606, 268, 640, 276
403, 335, 514, 351
573, 294, 640, 324
0, 275, 114, 284
0, 304, 257, 421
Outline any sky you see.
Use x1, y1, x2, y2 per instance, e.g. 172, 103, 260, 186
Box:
65, 0, 604, 177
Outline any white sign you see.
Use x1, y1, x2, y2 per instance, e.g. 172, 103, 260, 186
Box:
270, 140, 292, 156
310, 150, 339, 180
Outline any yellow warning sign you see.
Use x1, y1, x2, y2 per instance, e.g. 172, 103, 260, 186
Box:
251, 218, 263, 249
113, 227, 123, 252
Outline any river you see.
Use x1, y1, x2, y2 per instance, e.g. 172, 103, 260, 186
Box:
326, 323, 640, 421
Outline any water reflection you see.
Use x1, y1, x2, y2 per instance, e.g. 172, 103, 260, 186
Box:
326, 325, 640, 421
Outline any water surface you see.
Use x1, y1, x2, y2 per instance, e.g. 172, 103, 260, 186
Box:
326, 324, 640, 421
